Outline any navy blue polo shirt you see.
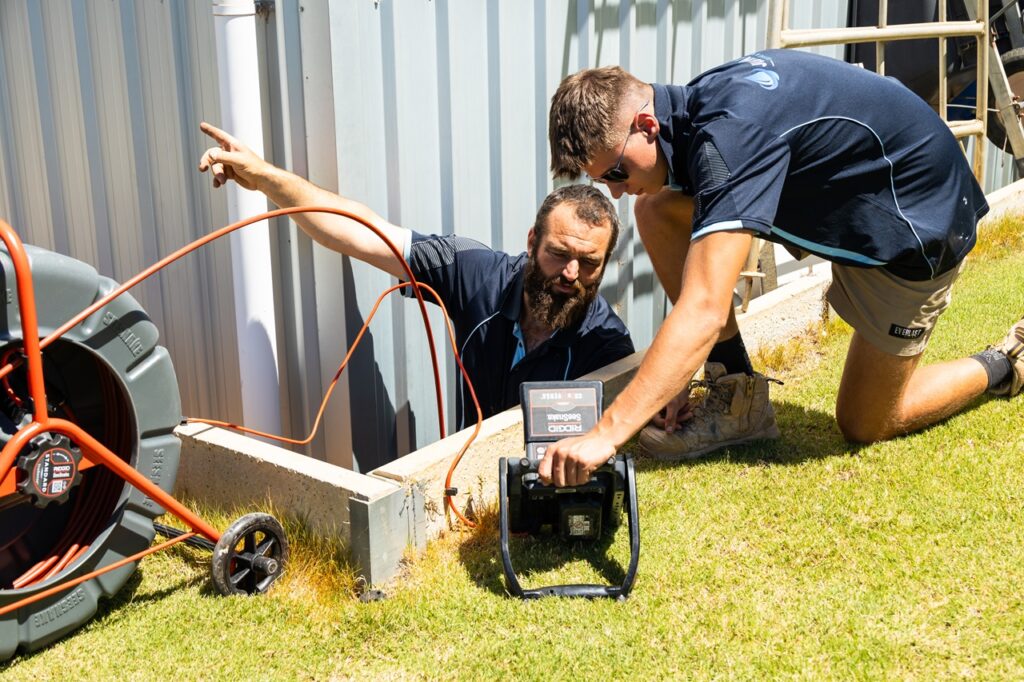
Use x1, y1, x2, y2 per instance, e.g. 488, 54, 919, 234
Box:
656, 49, 988, 281
402, 232, 634, 430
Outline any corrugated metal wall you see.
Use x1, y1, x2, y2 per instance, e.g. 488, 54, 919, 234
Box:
281, 0, 860, 470
0, 0, 245, 424
1, 0, 1016, 473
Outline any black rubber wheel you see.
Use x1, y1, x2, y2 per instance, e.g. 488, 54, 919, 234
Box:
211, 513, 288, 596
987, 47, 1024, 150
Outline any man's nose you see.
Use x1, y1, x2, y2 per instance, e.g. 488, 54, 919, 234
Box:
563, 259, 580, 281
608, 184, 625, 200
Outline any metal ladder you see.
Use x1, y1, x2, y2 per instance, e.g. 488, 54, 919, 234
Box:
738, 0, 1024, 310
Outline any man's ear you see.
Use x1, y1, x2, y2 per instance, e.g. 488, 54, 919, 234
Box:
527, 227, 537, 254
637, 111, 659, 140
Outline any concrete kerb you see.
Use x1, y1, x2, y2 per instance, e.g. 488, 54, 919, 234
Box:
174, 422, 425, 585
734, 262, 832, 355
982, 178, 1024, 220
173, 179, 1024, 585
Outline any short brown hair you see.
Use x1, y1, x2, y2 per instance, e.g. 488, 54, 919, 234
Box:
548, 66, 647, 179
532, 185, 619, 261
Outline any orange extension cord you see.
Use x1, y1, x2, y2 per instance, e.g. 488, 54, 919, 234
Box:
187, 279, 483, 529
3, 206, 483, 590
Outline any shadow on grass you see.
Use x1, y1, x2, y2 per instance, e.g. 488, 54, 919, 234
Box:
456, 506, 631, 598
455, 401, 858, 596
666, 394, 1000, 470
91, 565, 208, 622
766, 400, 857, 463
1, 564, 206, 669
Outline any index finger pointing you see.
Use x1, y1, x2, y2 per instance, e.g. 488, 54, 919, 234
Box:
199, 121, 240, 148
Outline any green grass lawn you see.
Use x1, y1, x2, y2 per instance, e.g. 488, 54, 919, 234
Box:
3, 225, 1023, 680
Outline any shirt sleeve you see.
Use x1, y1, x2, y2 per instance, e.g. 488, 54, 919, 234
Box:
401, 232, 507, 319
687, 117, 791, 242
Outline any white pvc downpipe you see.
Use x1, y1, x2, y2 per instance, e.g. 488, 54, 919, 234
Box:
212, 0, 281, 434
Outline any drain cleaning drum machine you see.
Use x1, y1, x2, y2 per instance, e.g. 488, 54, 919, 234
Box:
0, 204, 429, 658
0, 244, 181, 657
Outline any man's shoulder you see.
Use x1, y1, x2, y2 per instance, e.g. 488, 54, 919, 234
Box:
405, 231, 529, 320
409, 231, 492, 257
580, 293, 630, 337
409, 231, 524, 273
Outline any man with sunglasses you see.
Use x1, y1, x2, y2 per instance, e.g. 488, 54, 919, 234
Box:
552, 79, 779, 462
540, 49, 1023, 487
198, 122, 636, 432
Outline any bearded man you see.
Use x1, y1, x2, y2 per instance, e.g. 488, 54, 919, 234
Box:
198, 123, 635, 429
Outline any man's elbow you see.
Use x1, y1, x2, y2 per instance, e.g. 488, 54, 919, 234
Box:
680, 295, 731, 338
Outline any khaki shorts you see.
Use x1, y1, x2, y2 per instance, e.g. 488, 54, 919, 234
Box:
827, 260, 966, 357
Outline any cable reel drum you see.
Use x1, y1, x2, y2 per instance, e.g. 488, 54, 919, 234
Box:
0, 244, 181, 658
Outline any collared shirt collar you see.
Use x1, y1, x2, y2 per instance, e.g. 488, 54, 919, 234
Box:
511, 322, 526, 368
652, 82, 694, 194
498, 265, 524, 321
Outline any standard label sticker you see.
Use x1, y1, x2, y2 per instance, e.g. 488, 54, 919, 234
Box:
32, 448, 77, 498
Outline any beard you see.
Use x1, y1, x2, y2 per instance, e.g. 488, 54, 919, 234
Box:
523, 252, 600, 330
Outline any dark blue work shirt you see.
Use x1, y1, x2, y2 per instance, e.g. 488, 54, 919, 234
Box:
403, 232, 634, 430
656, 49, 988, 281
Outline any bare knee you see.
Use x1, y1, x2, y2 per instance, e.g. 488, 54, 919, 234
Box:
835, 408, 901, 444
836, 412, 880, 444
835, 332, 920, 444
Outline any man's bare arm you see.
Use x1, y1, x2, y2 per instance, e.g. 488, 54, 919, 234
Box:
599, 230, 752, 440
198, 121, 409, 278
538, 229, 753, 486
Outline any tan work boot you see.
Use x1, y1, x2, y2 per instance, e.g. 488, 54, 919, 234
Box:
989, 315, 1024, 397
639, 362, 781, 461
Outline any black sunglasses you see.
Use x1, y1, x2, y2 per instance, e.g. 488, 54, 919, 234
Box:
595, 100, 650, 184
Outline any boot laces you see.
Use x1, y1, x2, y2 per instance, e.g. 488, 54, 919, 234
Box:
687, 372, 782, 419
687, 377, 732, 419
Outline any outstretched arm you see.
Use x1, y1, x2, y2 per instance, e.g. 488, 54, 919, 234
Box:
538, 229, 753, 487
198, 121, 409, 278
